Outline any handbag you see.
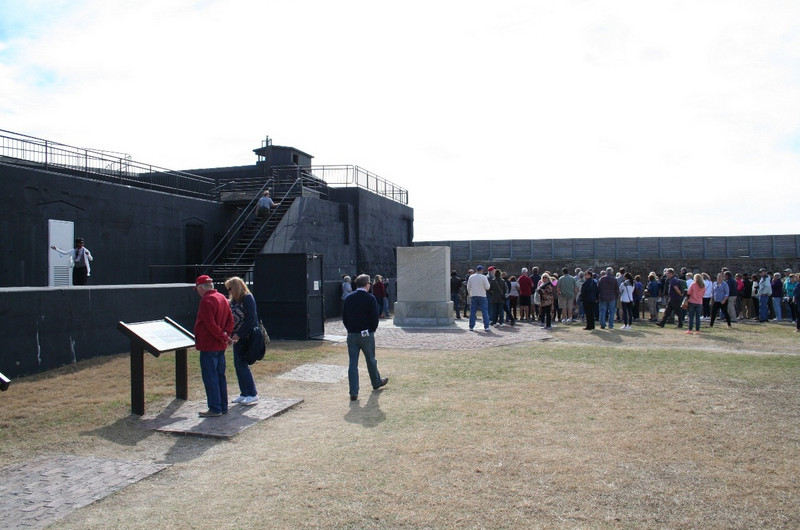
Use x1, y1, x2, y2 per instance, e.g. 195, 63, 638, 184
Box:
259, 320, 270, 344
681, 297, 689, 310
245, 323, 267, 365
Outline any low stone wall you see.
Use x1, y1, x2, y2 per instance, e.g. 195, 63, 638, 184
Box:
0, 284, 198, 379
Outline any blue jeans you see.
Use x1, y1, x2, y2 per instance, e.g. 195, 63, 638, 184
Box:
347, 332, 382, 397
772, 297, 783, 320
687, 303, 702, 331
489, 302, 505, 325
469, 296, 490, 330
760, 295, 770, 321
199, 350, 228, 414
599, 300, 616, 328
232, 342, 257, 398
451, 293, 461, 318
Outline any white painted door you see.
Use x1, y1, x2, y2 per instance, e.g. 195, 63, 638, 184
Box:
49, 219, 74, 286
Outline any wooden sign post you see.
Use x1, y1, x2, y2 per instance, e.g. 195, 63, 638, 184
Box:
117, 317, 195, 415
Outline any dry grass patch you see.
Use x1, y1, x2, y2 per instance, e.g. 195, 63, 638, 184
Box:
2, 324, 799, 528
0, 341, 335, 467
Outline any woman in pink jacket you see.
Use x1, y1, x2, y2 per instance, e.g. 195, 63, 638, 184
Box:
685, 273, 705, 334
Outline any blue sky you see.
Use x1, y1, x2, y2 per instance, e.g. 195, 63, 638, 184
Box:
2, 0, 799, 242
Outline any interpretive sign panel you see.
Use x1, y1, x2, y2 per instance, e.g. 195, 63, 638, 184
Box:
118, 317, 194, 357
117, 317, 195, 415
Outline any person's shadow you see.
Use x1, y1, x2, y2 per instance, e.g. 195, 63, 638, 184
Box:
344, 390, 386, 428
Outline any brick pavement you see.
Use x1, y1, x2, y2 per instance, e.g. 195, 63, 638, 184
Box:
324, 316, 553, 350
137, 396, 303, 439
0, 454, 168, 529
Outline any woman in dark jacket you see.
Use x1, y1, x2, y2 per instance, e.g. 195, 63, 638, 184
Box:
225, 276, 260, 406
537, 273, 555, 330
771, 273, 784, 321
489, 269, 508, 326
580, 274, 599, 330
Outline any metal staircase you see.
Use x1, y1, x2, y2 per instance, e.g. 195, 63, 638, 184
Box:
200, 163, 407, 285
202, 174, 309, 284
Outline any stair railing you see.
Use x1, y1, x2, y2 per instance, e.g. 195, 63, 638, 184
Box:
201, 178, 273, 267
226, 176, 304, 267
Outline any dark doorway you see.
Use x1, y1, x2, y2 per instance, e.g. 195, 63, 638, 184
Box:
185, 224, 203, 283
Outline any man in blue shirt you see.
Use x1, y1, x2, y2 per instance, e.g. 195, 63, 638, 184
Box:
342, 274, 388, 401
256, 190, 281, 217
657, 268, 685, 328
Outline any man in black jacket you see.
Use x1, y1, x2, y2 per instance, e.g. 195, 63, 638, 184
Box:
450, 270, 464, 319
342, 274, 389, 401
580, 274, 599, 330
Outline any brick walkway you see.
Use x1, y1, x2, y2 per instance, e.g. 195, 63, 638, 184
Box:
324, 316, 553, 350
0, 455, 168, 529
137, 396, 303, 439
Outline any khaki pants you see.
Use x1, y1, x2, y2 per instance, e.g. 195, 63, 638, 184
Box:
727, 295, 738, 322
740, 297, 753, 319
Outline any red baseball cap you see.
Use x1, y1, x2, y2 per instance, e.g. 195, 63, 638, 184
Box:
487, 266, 495, 272
194, 275, 213, 286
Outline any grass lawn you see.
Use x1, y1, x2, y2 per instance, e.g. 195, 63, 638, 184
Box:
1, 322, 798, 528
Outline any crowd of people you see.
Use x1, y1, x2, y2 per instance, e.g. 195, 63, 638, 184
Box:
448, 265, 800, 333
342, 274, 392, 319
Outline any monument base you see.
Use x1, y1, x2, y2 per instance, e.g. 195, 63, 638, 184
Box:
393, 301, 454, 327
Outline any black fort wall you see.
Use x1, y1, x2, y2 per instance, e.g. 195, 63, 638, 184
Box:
0, 163, 236, 287
0, 284, 198, 379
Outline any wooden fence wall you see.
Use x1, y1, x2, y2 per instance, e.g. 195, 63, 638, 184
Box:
415, 235, 800, 262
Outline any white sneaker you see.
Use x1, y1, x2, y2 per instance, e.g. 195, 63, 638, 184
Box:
231, 395, 246, 404
241, 396, 259, 406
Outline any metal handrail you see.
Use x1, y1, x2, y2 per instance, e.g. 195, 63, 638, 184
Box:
0, 129, 216, 199
273, 164, 408, 205
228, 177, 304, 266
201, 178, 274, 266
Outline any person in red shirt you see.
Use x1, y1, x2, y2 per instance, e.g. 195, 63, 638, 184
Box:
193, 275, 234, 417
517, 268, 534, 322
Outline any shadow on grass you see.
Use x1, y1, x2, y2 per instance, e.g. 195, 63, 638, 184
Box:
82, 399, 221, 464
696, 331, 743, 345
589, 329, 624, 343
344, 390, 386, 428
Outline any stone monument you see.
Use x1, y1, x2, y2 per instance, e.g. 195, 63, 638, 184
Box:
392, 246, 454, 326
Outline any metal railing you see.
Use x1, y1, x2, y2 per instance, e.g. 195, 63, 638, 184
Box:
202, 178, 274, 267
275, 165, 408, 205
0, 129, 216, 199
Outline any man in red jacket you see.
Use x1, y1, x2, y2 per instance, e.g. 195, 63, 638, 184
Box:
193, 275, 234, 417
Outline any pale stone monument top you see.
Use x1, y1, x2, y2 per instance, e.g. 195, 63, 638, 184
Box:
394, 246, 454, 326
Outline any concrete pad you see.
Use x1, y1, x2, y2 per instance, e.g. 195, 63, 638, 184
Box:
319, 334, 347, 343
137, 397, 302, 439
0, 454, 168, 529
277, 363, 348, 383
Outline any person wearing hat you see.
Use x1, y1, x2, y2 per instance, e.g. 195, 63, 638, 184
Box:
51, 238, 93, 285
467, 265, 491, 331
193, 275, 234, 417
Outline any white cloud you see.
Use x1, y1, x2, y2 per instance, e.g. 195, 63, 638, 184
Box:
1, 0, 799, 240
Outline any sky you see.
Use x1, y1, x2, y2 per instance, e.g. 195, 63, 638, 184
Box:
2, 0, 799, 242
